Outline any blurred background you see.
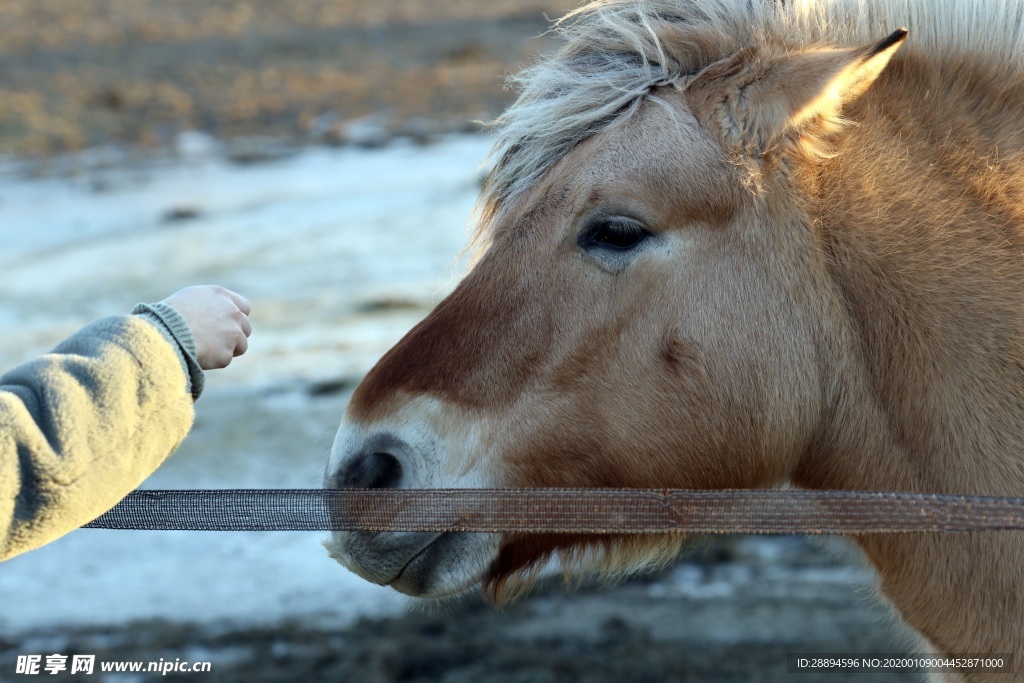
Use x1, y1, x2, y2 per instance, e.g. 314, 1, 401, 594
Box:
0, 2, 917, 681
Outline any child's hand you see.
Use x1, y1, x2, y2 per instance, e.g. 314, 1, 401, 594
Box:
162, 286, 252, 370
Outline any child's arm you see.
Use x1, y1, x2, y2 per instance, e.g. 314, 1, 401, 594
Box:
0, 286, 251, 561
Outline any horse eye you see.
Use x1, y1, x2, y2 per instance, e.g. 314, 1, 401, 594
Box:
579, 218, 652, 252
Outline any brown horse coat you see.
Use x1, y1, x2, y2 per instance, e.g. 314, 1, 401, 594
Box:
327, 2, 1024, 676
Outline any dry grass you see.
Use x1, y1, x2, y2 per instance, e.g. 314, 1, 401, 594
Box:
0, 0, 578, 155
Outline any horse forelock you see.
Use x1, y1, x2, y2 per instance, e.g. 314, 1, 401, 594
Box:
474, 0, 1024, 252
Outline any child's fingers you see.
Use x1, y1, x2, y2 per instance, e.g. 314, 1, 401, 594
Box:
225, 289, 252, 316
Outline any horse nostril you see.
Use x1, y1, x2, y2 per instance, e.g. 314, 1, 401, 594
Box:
337, 451, 403, 489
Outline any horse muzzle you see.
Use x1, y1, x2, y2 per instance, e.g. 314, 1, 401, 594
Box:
324, 424, 501, 598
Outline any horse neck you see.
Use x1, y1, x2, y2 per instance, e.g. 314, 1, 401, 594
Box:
796, 52, 1024, 498
792, 53, 1024, 659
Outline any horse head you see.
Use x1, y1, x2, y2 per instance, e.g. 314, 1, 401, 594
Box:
324, 2, 908, 600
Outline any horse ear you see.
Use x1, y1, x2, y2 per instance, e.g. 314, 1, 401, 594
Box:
685, 28, 908, 158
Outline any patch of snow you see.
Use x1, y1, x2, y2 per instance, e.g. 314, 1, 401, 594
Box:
0, 135, 491, 636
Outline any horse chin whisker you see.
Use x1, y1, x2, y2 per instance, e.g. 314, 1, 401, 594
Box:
558, 535, 687, 585
483, 534, 687, 605
320, 537, 344, 562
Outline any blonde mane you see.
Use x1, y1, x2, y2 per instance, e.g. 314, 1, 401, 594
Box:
478, 0, 1024, 234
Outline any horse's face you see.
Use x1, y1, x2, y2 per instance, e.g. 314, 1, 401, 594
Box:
325, 89, 829, 598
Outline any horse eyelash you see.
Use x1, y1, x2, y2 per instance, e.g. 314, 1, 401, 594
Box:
578, 217, 652, 250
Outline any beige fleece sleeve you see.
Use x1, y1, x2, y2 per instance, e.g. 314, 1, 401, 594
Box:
0, 315, 195, 561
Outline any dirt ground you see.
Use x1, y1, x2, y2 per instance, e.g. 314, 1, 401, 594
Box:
0, 3, 928, 681
0, 0, 575, 156
2, 535, 922, 683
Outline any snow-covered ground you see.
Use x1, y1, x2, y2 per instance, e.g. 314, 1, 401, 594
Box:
0, 135, 494, 636
0, 136, 887, 652
0, 135, 490, 384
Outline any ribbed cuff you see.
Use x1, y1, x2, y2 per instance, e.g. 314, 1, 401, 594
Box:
131, 302, 205, 400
